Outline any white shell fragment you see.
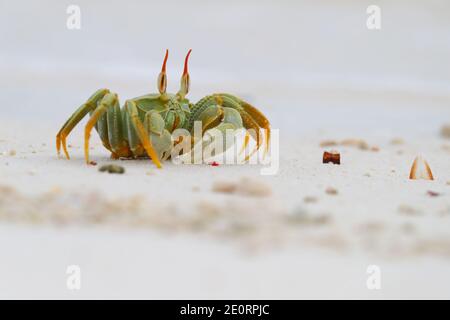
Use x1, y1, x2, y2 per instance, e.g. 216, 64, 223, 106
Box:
409, 156, 434, 180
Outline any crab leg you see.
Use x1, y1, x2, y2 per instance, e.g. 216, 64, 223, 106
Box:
239, 131, 251, 155
241, 101, 271, 157
143, 110, 173, 161
124, 100, 162, 168
56, 88, 109, 159
84, 93, 119, 164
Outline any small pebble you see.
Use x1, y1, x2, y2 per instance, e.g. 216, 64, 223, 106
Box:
8, 150, 16, 156
99, 164, 125, 174
303, 196, 318, 204
398, 204, 422, 216
287, 206, 331, 225
212, 181, 237, 194
196, 201, 221, 218
320, 140, 338, 147
325, 187, 338, 195
320, 138, 372, 150
441, 124, 450, 139
401, 223, 416, 235
212, 177, 272, 197
235, 177, 272, 197
341, 139, 369, 150
390, 138, 405, 145
356, 221, 385, 234
438, 206, 450, 216
427, 190, 440, 197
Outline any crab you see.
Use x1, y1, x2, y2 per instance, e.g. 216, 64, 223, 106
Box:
56, 50, 270, 168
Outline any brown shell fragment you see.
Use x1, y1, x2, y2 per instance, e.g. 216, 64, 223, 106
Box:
212, 181, 237, 194
409, 156, 434, 180
325, 187, 338, 195
340, 139, 369, 150
319, 140, 338, 147
323, 151, 341, 165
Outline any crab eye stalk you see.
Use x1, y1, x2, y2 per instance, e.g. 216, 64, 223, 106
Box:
157, 49, 169, 94
177, 49, 192, 99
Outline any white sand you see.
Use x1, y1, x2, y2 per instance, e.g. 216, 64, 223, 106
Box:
1, 0, 450, 299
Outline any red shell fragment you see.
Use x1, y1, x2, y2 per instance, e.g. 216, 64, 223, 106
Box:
323, 151, 341, 165
427, 190, 440, 197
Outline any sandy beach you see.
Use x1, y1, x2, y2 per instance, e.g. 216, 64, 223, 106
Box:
1, 0, 450, 299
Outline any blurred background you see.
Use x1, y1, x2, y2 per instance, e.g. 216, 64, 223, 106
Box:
1, 0, 449, 137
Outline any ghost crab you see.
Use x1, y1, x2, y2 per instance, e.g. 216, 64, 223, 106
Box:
56, 50, 270, 168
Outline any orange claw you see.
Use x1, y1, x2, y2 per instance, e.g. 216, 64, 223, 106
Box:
158, 49, 169, 94
161, 49, 169, 72
183, 49, 192, 76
